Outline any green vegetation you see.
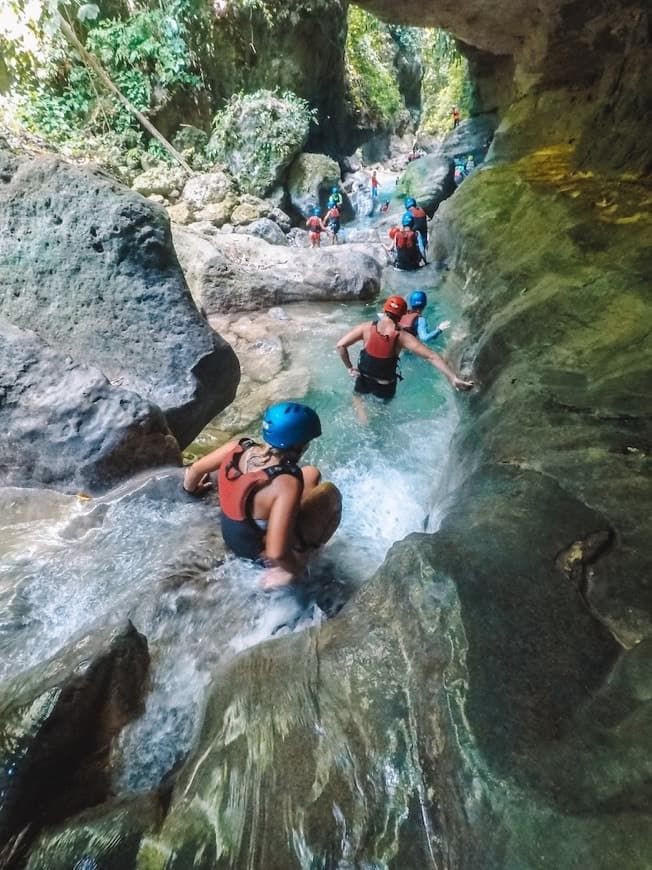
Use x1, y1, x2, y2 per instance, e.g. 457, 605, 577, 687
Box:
1, 0, 474, 187
1, 0, 204, 171
419, 30, 472, 136
345, 6, 403, 129
207, 89, 316, 194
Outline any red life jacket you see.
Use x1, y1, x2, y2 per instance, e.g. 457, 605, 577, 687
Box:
307, 216, 322, 232
395, 229, 417, 249
218, 439, 303, 521
359, 321, 401, 382
364, 321, 400, 358
399, 311, 419, 335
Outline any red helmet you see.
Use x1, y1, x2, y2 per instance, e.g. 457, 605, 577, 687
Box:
383, 295, 407, 319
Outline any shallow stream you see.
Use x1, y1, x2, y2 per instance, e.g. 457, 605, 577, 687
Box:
0, 209, 465, 799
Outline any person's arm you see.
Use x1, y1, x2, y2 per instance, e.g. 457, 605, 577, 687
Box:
261, 476, 304, 587
183, 440, 238, 494
399, 331, 473, 391
336, 324, 366, 375
417, 317, 451, 343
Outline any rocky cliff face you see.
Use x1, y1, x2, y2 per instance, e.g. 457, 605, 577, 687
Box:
357, 0, 651, 174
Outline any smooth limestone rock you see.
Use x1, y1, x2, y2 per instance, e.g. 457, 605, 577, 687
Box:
0, 319, 179, 492
395, 153, 455, 216
0, 151, 239, 452
286, 151, 353, 219
242, 217, 288, 245
172, 226, 381, 312
0, 622, 149, 868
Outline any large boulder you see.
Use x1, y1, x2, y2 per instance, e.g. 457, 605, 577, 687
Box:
243, 217, 288, 245
0, 152, 240, 452
172, 227, 381, 312
286, 152, 352, 219
396, 153, 456, 216
0, 319, 179, 492
180, 169, 232, 209
131, 165, 187, 198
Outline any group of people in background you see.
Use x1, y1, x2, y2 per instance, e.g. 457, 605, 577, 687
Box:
306, 186, 343, 248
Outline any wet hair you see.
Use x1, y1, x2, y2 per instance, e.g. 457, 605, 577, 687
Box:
243, 443, 301, 470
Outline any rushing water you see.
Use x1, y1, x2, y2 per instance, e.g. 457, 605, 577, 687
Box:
0, 241, 463, 796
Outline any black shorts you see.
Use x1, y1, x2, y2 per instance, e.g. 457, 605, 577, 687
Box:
354, 374, 397, 400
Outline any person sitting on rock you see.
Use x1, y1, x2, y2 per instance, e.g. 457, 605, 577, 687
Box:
324, 198, 341, 245
400, 291, 450, 344
388, 213, 425, 271
306, 207, 326, 248
336, 296, 473, 421
183, 402, 342, 590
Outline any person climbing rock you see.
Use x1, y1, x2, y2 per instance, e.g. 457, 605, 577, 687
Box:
324, 198, 341, 245
371, 170, 379, 198
405, 197, 429, 249
336, 296, 473, 420
330, 186, 343, 208
399, 290, 450, 343
452, 105, 460, 128
388, 213, 425, 271
306, 207, 325, 248
183, 402, 342, 590
465, 154, 475, 173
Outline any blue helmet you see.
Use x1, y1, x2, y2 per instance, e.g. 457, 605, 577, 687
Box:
409, 290, 427, 309
331, 187, 339, 194
327, 198, 335, 208
401, 212, 414, 227
405, 197, 417, 208
262, 402, 322, 449
312, 207, 321, 216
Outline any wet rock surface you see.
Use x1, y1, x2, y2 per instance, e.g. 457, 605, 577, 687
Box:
395, 154, 455, 216
0, 319, 179, 493
0, 623, 149, 868
0, 151, 239, 451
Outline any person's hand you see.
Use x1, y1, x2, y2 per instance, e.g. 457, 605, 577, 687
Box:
183, 472, 212, 495
348, 367, 360, 378
260, 565, 294, 590
438, 320, 451, 332
452, 376, 474, 392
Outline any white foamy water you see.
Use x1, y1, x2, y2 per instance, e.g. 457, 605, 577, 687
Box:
0, 289, 462, 793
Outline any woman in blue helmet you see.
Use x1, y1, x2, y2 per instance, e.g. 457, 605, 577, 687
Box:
400, 290, 450, 343
183, 402, 342, 589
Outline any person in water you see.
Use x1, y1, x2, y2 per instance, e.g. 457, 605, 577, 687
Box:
330, 186, 343, 208
380, 199, 390, 213
400, 291, 450, 343
336, 296, 473, 417
306, 207, 325, 249
388, 213, 425, 271
324, 198, 341, 245
183, 402, 342, 590
371, 170, 379, 198
405, 197, 429, 248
